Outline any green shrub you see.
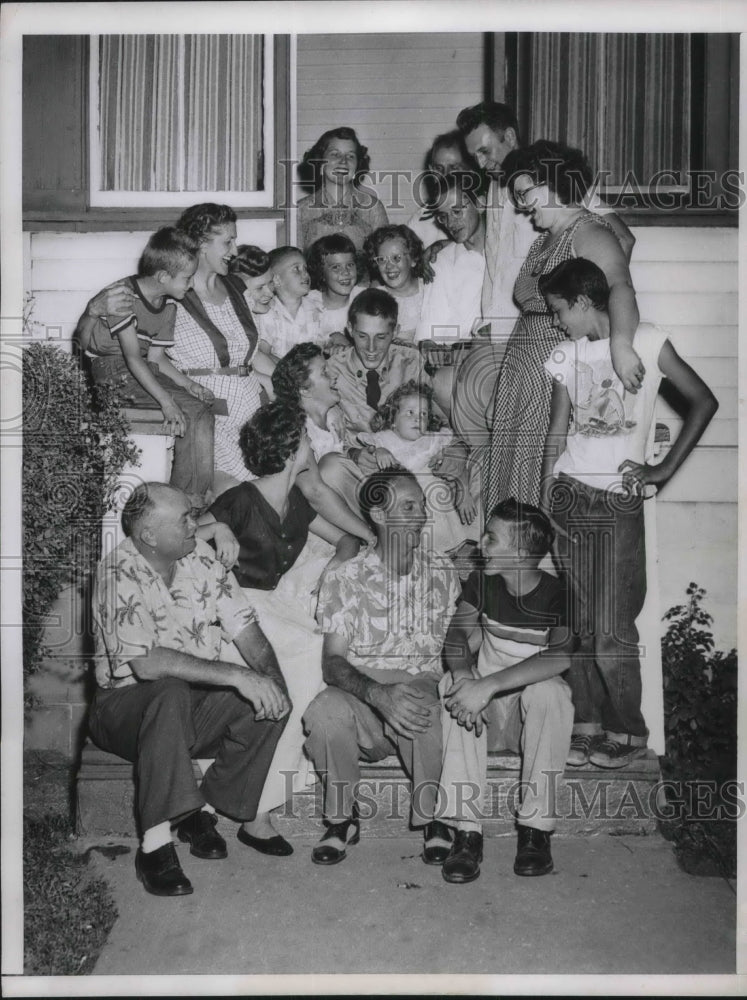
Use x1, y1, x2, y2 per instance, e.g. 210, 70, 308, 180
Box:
22, 343, 139, 700
660, 583, 737, 879
24, 814, 118, 975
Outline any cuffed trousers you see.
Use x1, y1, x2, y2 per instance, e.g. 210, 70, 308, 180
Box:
89, 677, 286, 833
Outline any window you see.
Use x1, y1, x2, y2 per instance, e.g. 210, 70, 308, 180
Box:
89, 34, 273, 208
506, 33, 739, 214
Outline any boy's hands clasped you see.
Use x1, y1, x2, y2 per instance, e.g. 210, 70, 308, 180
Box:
444, 675, 492, 737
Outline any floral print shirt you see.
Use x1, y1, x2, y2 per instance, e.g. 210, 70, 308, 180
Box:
93, 537, 258, 688
316, 545, 460, 679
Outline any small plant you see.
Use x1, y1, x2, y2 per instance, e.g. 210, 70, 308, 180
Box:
22, 343, 140, 702
660, 583, 737, 879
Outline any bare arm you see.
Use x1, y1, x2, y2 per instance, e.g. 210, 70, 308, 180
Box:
322, 633, 433, 738
601, 212, 636, 263
540, 382, 572, 515
297, 457, 375, 543
128, 630, 289, 720
619, 340, 719, 494
147, 345, 215, 402
574, 222, 642, 392
75, 281, 136, 351
117, 324, 188, 436
443, 600, 481, 681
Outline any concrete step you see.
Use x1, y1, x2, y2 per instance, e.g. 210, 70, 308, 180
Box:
76, 743, 662, 840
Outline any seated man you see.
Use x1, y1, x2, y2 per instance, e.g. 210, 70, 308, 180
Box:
303, 468, 461, 865
90, 482, 290, 897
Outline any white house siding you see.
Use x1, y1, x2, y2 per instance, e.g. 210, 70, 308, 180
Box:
295, 32, 485, 226
631, 227, 738, 652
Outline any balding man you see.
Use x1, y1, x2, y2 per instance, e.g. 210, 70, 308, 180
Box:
89, 482, 290, 897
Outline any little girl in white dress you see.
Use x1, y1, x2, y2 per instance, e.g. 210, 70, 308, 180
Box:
358, 379, 480, 556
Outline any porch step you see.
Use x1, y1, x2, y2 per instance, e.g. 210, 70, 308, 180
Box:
76, 743, 662, 840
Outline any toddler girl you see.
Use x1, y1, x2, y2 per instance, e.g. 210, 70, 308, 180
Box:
306, 233, 367, 350
230, 245, 276, 317
363, 225, 425, 343
359, 380, 479, 556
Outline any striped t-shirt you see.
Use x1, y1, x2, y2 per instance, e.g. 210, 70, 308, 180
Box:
460, 570, 568, 673
85, 276, 176, 360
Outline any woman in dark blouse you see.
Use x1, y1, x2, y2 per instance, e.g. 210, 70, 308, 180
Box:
201, 401, 360, 855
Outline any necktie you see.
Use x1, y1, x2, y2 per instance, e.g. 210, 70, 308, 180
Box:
366, 369, 381, 409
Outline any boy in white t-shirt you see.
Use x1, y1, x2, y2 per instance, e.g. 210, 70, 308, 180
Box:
539, 258, 718, 768
256, 246, 322, 360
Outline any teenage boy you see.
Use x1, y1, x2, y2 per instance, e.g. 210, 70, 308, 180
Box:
439, 499, 574, 882
76, 227, 216, 501
539, 257, 718, 768
256, 246, 321, 359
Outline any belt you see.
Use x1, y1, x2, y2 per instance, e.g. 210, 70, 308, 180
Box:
181, 365, 253, 376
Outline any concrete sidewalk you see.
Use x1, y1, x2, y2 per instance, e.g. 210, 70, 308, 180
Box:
87, 829, 736, 977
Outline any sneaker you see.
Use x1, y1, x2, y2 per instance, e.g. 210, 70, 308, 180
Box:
566, 732, 601, 767
589, 737, 647, 769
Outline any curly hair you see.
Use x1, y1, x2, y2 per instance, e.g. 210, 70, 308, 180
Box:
306, 233, 358, 291
487, 497, 555, 559
362, 225, 425, 284
502, 140, 593, 207
175, 203, 237, 246
271, 342, 323, 409
238, 401, 306, 476
357, 467, 421, 532
371, 379, 443, 433
299, 126, 371, 189
230, 245, 271, 280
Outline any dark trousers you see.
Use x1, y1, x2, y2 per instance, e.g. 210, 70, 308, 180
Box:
552, 475, 649, 741
91, 357, 215, 497
89, 678, 287, 833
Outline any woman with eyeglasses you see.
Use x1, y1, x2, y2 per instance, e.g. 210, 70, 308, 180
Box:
296, 127, 389, 252
363, 224, 426, 343
485, 139, 641, 512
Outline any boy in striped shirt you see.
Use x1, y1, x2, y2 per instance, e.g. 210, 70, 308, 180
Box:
438, 499, 574, 883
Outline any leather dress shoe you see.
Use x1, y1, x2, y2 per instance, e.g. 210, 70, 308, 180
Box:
513, 825, 553, 876
442, 830, 483, 884
136, 843, 193, 897
311, 815, 360, 866
175, 810, 227, 859
237, 826, 294, 856
422, 820, 453, 866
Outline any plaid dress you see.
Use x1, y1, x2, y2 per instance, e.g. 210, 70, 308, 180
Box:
486, 212, 604, 511
171, 297, 263, 481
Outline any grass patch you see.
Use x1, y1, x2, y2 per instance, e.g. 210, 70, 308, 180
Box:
23, 750, 118, 975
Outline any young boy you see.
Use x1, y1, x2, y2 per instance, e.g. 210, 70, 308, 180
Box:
77, 227, 216, 502
539, 257, 719, 769
256, 246, 321, 359
438, 499, 575, 883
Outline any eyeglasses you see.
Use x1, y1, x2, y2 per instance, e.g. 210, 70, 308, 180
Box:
513, 182, 545, 206
374, 253, 410, 267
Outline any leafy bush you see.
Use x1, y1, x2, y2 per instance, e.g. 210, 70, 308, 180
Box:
660, 583, 737, 879
22, 343, 139, 697
24, 813, 118, 975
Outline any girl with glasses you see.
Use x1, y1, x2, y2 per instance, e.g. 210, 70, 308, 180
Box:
363, 224, 426, 343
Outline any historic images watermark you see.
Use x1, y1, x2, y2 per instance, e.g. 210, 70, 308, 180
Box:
276, 771, 746, 825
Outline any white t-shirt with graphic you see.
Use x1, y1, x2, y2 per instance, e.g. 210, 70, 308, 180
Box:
544, 323, 669, 494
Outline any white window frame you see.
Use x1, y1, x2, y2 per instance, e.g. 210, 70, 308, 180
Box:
88, 34, 274, 208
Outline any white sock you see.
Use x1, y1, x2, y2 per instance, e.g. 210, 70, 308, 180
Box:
141, 821, 172, 854
201, 803, 215, 815
456, 821, 482, 834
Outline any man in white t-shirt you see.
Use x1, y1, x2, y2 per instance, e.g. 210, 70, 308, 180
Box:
538, 257, 718, 770
455, 102, 636, 341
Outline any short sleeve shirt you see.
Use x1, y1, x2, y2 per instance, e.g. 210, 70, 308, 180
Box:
461, 569, 568, 673
92, 537, 258, 688
208, 482, 316, 590
255, 297, 325, 358
544, 324, 669, 493
85, 276, 177, 360
325, 342, 427, 447
316, 545, 460, 678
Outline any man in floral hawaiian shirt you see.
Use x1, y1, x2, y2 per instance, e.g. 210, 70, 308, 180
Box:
303, 468, 461, 867
90, 481, 290, 897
